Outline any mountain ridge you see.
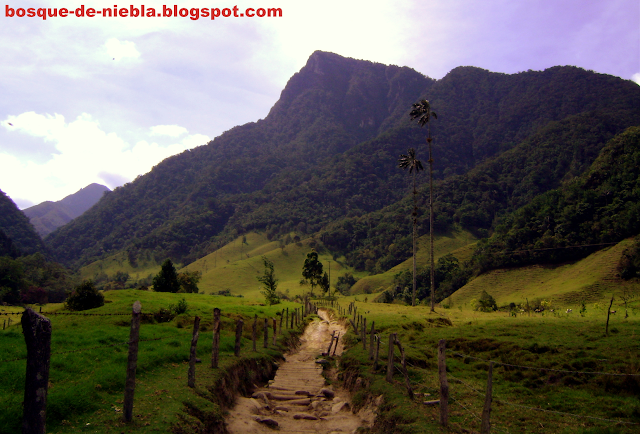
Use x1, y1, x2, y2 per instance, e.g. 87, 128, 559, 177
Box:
43, 52, 640, 271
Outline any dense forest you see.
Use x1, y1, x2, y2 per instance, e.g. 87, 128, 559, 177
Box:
43, 52, 640, 273
0, 189, 45, 255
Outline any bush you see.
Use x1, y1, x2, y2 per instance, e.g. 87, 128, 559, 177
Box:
153, 308, 175, 323
169, 297, 188, 315
65, 280, 104, 311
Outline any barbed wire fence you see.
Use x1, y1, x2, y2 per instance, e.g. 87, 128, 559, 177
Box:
5, 298, 319, 434
316, 300, 640, 433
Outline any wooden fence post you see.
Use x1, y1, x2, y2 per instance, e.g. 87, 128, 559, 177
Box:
123, 301, 142, 422
386, 333, 396, 382
263, 318, 268, 348
369, 321, 375, 360
362, 317, 367, 351
438, 339, 449, 427
326, 330, 336, 355
373, 335, 380, 371
211, 308, 220, 368
22, 307, 51, 434
279, 310, 284, 334
272, 318, 277, 346
285, 308, 288, 329
234, 319, 243, 357
606, 295, 614, 336
332, 333, 339, 356
188, 316, 201, 388
481, 362, 493, 434
394, 338, 414, 400
252, 314, 257, 352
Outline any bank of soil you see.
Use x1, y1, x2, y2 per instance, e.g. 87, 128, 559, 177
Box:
225, 309, 375, 433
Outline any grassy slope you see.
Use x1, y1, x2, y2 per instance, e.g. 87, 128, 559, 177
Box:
182, 233, 367, 299
448, 238, 637, 308
351, 228, 478, 294
79, 251, 162, 284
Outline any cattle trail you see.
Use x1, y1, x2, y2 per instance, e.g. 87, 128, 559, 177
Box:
225, 309, 375, 433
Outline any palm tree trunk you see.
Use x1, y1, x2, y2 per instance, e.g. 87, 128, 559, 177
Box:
412, 172, 417, 307
428, 133, 435, 313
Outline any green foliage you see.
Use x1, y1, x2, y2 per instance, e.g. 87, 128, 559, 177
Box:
169, 297, 189, 315
469, 126, 640, 274
153, 259, 180, 293
177, 270, 202, 293
618, 237, 640, 279
257, 256, 280, 305
65, 280, 104, 311
301, 250, 324, 295
335, 272, 358, 295
0, 189, 45, 255
0, 256, 25, 304
319, 272, 329, 295
476, 290, 497, 312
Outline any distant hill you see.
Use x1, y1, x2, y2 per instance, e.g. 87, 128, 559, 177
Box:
0, 189, 45, 255
44, 51, 640, 273
23, 183, 110, 237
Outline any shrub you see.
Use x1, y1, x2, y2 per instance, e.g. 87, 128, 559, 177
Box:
65, 280, 104, 311
169, 297, 188, 315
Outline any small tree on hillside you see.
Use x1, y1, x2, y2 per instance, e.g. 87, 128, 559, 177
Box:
66, 280, 104, 311
320, 272, 330, 296
257, 256, 280, 305
302, 250, 323, 296
178, 270, 202, 293
153, 259, 180, 293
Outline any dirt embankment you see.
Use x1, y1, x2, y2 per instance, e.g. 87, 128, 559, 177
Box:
225, 309, 375, 434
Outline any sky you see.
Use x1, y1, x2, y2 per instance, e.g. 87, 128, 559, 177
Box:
1, 0, 638, 209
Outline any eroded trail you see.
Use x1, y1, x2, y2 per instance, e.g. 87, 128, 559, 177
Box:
225, 309, 374, 434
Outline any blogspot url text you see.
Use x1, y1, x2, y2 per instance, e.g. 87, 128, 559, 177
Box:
5, 5, 283, 20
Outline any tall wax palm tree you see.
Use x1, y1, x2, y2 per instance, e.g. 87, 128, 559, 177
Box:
399, 148, 423, 307
410, 99, 437, 312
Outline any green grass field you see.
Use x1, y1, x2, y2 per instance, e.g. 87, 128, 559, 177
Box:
0, 290, 305, 434
331, 294, 640, 434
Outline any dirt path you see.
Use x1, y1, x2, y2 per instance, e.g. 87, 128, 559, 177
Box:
225, 309, 374, 434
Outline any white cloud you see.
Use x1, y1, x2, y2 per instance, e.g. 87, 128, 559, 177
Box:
149, 125, 189, 137
0, 112, 209, 206
632, 73, 640, 85
105, 38, 141, 61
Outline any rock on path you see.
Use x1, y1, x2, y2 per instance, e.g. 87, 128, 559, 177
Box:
225, 309, 374, 434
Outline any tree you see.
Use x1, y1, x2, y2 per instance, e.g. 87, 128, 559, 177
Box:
410, 99, 438, 312
153, 259, 180, 293
178, 270, 202, 293
66, 280, 105, 311
399, 148, 424, 307
476, 290, 497, 312
0, 256, 25, 304
257, 256, 279, 305
320, 272, 330, 296
302, 250, 323, 296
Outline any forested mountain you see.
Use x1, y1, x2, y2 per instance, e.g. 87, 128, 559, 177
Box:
0, 189, 45, 255
23, 183, 110, 237
44, 51, 640, 271
474, 126, 640, 271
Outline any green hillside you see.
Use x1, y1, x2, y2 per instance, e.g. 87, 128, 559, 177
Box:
446, 238, 637, 308
182, 232, 363, 299
0, 189, 45, 255
350, 228, 477, 294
